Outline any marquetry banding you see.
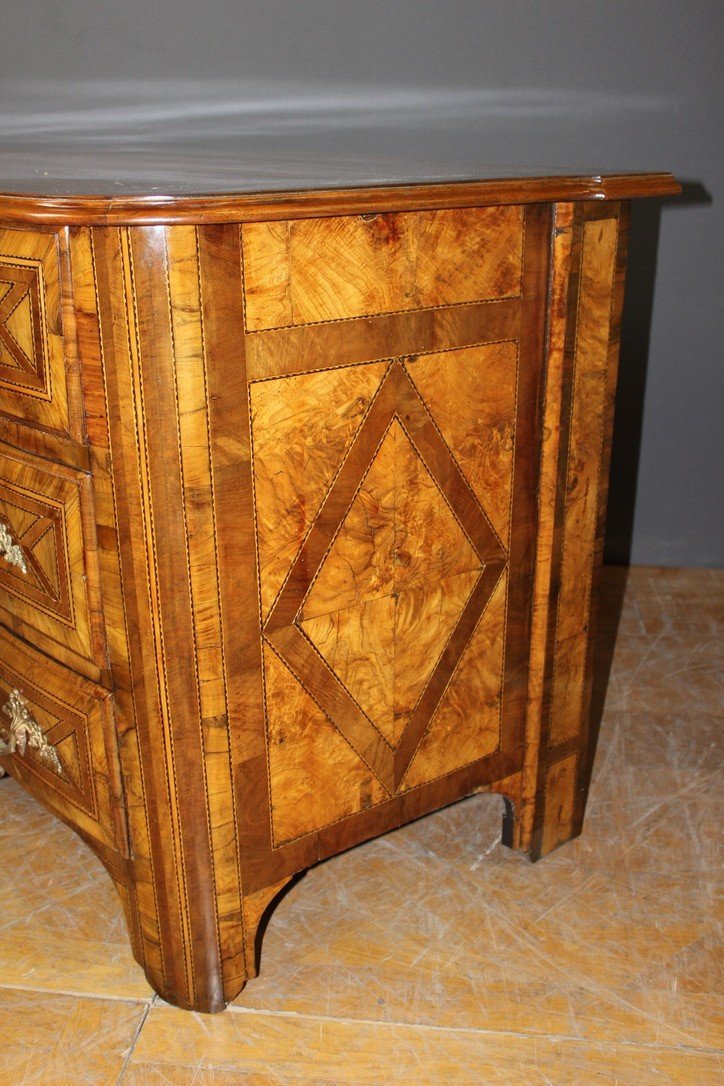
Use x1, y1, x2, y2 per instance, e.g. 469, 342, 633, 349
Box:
0, 173, 664, 1013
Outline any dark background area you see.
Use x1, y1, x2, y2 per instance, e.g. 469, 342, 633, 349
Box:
0, 0, 721, 565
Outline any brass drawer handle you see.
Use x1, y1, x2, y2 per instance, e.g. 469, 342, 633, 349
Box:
0, 521, 27, 575
0, 688, 63, 776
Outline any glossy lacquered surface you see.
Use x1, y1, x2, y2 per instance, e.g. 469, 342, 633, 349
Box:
0, 175, 673, 1012
0, 171, 679, 224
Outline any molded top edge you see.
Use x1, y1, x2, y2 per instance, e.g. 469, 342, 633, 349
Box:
0, 173, 680, 226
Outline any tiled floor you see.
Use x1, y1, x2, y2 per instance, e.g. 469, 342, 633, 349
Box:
0, 567, 721, 1084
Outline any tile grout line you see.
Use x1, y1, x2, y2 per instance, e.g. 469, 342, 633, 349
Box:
115, 1000, 152, 1085
0, 980, 153, 1004
224, 1003, 723, 1056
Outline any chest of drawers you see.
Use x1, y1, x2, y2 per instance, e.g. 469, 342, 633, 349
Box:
0, 171, 679, 1011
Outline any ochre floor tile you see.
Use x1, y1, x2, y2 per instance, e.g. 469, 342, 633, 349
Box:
233, 817, 721, 1049
0, 779, 153, 1001
0, 987, 147, 1086
604, 633, 723, 715
125, 1003, 721, 1085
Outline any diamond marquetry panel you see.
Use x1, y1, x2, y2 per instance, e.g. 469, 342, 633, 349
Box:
0, 442, 102, 670
258, 358, 512, 826
0, 228, 75, 439
0, 627, 126, 852
299, 419, 484, 748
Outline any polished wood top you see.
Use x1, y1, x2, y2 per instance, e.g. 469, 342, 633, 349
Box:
0, 165, 679, 225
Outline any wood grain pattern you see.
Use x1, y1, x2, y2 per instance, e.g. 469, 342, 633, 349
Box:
250, 361, 388, 618
0, 173, 658, 1012
513, 202, 631, 860
264, 642, 389, 845
0, 440, 106, 677
400, 568, 507, 790
68, 223, 166, 995
514, 202, 575, 853
0, 627, 126, 852
541, 751, 579, 856
405, 341, 518, 547
245, 296, 521, 382
548, 216, 619, 749
0, 227, 83, 444
0, 172, 679, 226
242, 205, 523, 330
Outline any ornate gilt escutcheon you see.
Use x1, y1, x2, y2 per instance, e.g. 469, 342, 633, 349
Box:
0, 520, 27, 575
0, 688, 63, 776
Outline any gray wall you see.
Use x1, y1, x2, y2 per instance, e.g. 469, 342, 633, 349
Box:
1, 0, 721, 565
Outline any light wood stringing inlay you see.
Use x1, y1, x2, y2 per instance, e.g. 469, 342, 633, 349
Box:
0, 181, 650, 1014
0, 441, 104, 673
0, 627, 127, 853
0, 228, 79, 442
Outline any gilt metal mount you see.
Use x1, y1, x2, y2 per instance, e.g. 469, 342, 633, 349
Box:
0, 688, 63, 775
0, 521, 27, 575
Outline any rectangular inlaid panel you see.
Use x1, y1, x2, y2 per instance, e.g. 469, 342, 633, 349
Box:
254, 348, 518, 845
0, 227, 78, 441
0, 627, 127, 852
241, 202, 550, 869
0, 440, 105, 675
242, 205, 524, 330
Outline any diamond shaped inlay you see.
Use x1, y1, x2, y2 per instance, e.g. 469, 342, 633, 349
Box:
299, 419, 483, 747
0, 261, 45, 383
264, 361, 508, 793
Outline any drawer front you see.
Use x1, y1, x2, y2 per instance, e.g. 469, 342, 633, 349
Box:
242, 204, 524, 330
0, 227, 77, 441
0, 627, 126, 852
0, 441, 103, 674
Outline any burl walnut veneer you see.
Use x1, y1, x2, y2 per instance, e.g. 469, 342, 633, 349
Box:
0, 172, 679, 1012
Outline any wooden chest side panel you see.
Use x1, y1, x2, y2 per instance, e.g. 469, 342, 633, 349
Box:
242, 205, 524, 330
244, 204, 550, 876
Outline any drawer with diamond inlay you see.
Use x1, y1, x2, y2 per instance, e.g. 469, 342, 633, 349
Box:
0, 626, 126, 853
0, 226, 81, 444
0, 440, 106, 679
